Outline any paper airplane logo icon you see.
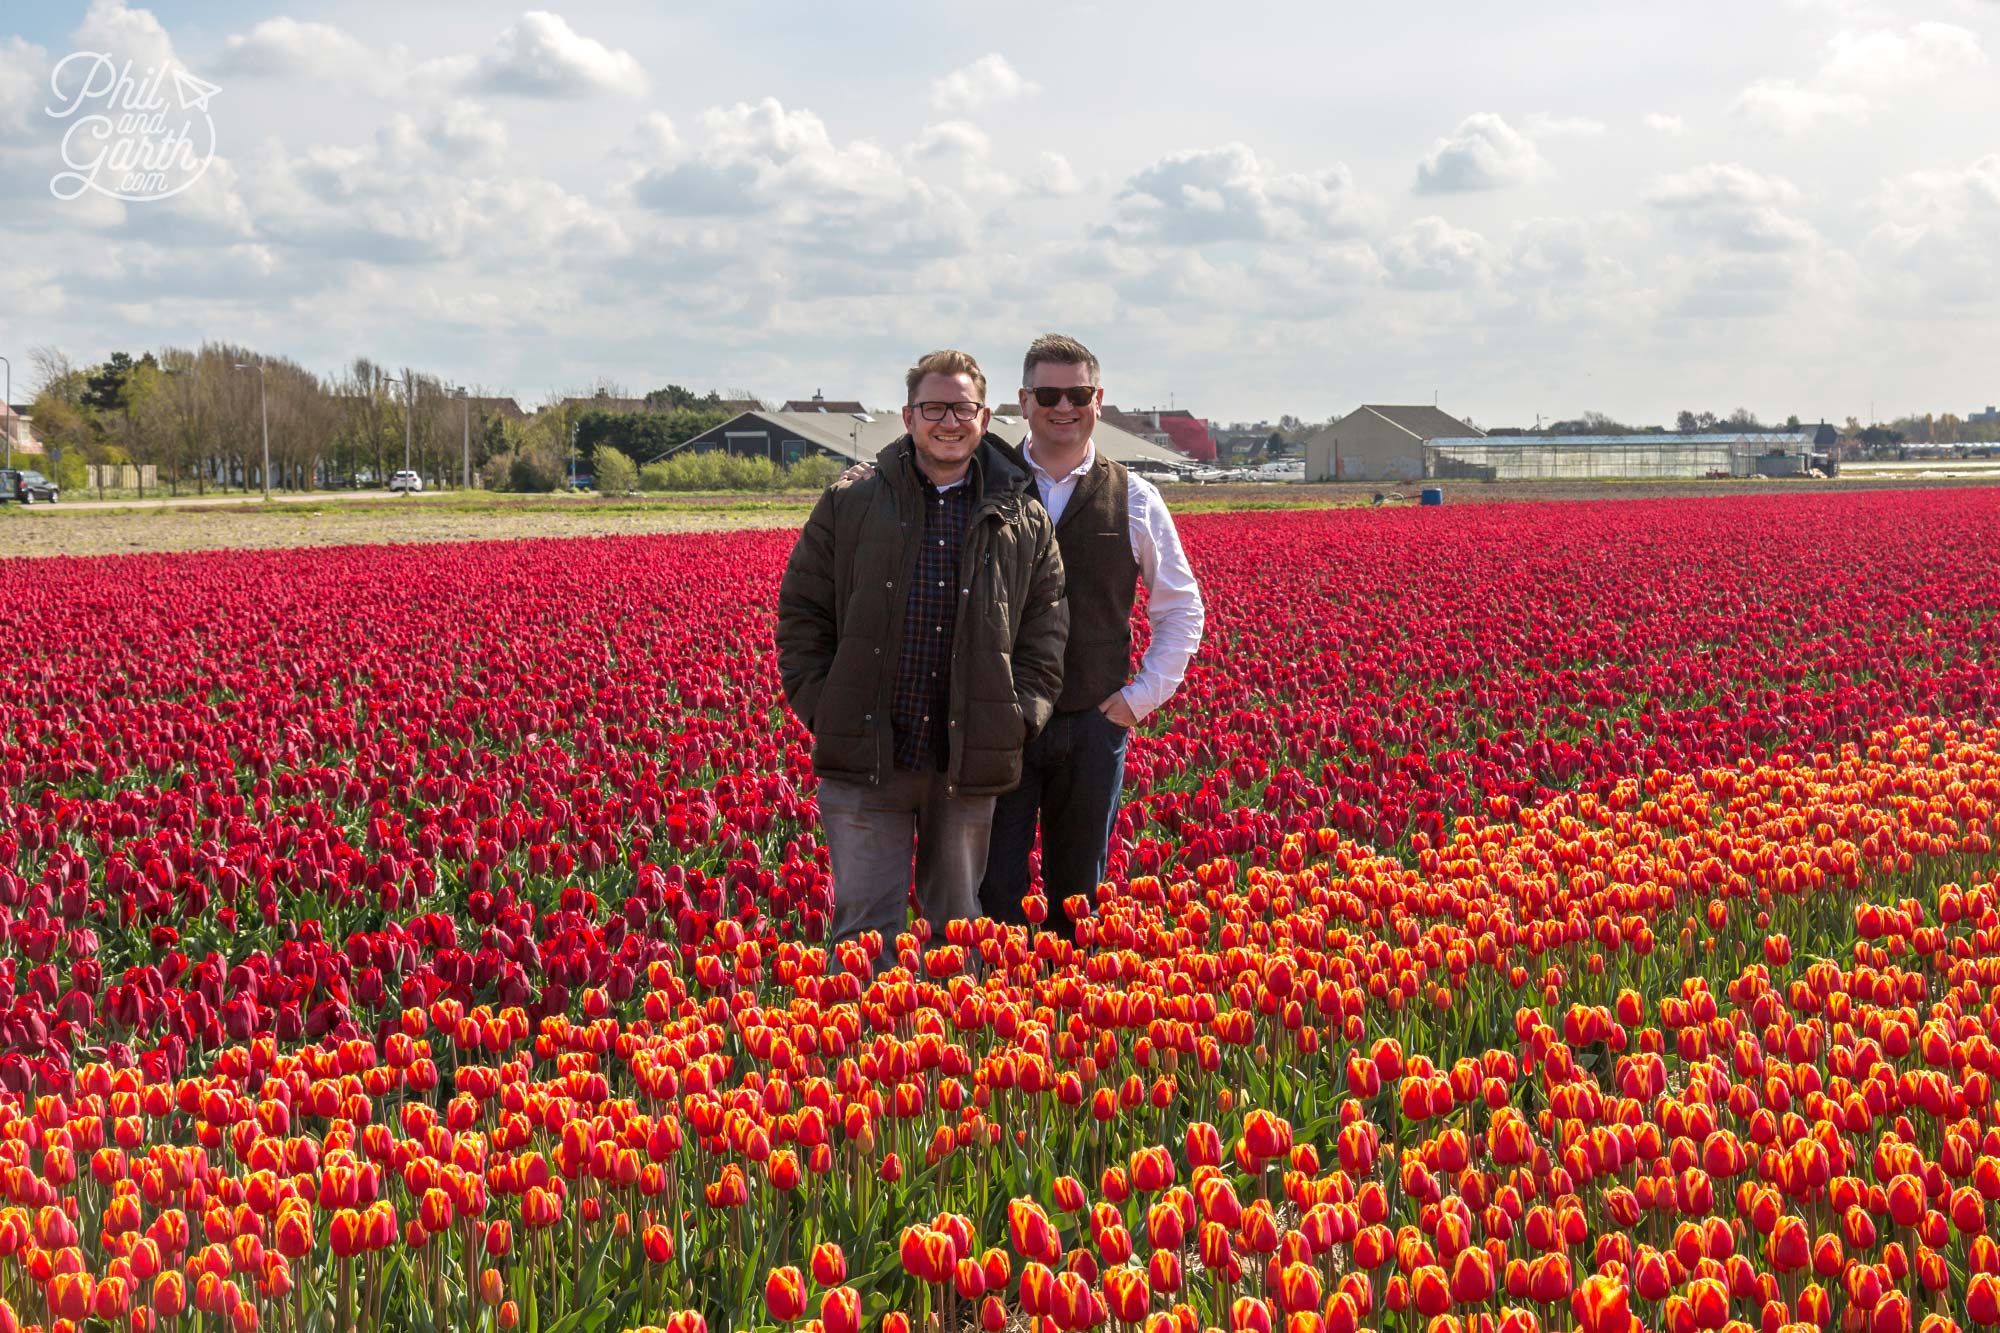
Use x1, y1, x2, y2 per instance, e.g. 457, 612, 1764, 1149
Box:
170, 67, 219, 112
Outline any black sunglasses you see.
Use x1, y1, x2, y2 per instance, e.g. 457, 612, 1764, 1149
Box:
1029, 386, 1098, 409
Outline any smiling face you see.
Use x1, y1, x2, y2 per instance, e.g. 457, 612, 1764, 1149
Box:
1021, 359, 1102, 456
901, 371, 989, 483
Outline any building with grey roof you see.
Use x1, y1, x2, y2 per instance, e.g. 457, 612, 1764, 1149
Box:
1304, 405, 1483, 482
663, 410, 1197, 474
1426, 432, 1829, 480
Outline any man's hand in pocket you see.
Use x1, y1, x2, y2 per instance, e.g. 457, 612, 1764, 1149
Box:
1099, 694, 1139, 728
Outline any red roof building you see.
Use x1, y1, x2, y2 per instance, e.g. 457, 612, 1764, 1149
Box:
1104, 406, 1216, 462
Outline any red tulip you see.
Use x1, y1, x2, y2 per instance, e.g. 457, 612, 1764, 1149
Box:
762, 1268, 806, 1324
1104, 1266, 1150, 1323
820, 1288, 860, 1333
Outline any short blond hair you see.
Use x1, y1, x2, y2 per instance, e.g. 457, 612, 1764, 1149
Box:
1022, 334, 1099, 385
905, 349, 987, 405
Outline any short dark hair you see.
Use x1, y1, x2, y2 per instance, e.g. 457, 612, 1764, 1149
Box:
1022, 334, 1099, 386
905, 349, 987, 405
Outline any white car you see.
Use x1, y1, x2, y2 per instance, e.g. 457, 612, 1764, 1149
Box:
389, 470, 423, 493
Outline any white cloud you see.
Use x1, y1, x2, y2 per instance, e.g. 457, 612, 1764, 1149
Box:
214, 17, 381, 86
1647, 163, 1818, 252
626, 98, 981, 261
466, 11, 646, 98
1734, 22, 1984, 133
0, 35, 47, 143
1524, 113, 1606, 138
1733, 79, 1868, 133
1108, 142, 1374, 244
1509, 215, 1638, 284
1415, 113, 1545, 192
1643, 112, 1685, 135
73, 0, 178, 72
1865, 154, 2000, 303
908, 119, 990, 163
929, 54, 1038, 114
1030, 152, 1081, 197
252, 105, 624, 265
1820, 22, 1983, 87
1383, 216, 1494, 289
906, 120, 1014, 196
1669, 253, 1807, 318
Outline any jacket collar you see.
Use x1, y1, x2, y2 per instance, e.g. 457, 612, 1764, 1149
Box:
877, 433, 1032, 510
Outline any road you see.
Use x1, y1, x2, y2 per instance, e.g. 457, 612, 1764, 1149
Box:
17, 488, 453, 513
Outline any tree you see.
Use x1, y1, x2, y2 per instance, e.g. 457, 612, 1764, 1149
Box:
28, 345, 75, 396
1675, 411, 1699, 433
644, 384, 723, 412
114, 356, 166, 497
595, 446, 638, 494
1549, 411, 1635, 436
82, 352, 142, 414
1725, 407, 1767, 432
26, 391, 88, 478
1785, 415, 1801, 431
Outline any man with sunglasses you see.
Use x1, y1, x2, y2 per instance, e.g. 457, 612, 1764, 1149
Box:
984, 334, 1205, 938
777, 349, 1068, 975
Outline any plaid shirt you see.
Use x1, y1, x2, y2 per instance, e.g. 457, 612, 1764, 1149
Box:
891, 472, 974, 771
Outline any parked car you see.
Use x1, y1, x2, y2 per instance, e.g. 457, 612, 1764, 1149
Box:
0, 468, 59, 504
389, 470, 423, 493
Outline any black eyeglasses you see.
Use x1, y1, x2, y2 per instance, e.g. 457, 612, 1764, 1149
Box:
914, 401, 984, 422
1029, 386, 1098, 409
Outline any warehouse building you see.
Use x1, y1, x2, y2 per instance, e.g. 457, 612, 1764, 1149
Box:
1425, 431, 1831, 481
665, 410, 1198, 475
1304, 405, 1482, 482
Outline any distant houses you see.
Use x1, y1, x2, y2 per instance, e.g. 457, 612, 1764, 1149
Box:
0, 403, 36, 456
782, 392, 867, 414
1101, 407, 1217, 462
1304, 405, 1482, 482
468, 397, 527, 422
666, 409, 1196, 474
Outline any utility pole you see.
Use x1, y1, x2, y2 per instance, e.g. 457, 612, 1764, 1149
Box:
234, 361, 270, 499
0, 355, 11, 470
457, 387, 470, 490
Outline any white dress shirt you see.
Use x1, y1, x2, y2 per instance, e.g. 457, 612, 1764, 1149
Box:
1024, 437, 1205, 723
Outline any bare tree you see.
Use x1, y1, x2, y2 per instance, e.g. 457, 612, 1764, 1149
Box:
28, 345, 76, 396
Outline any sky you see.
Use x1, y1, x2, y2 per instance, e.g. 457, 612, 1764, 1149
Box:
1, 0, 1997, 428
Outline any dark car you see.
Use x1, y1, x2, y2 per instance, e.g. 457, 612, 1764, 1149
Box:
0, 469, 58, 504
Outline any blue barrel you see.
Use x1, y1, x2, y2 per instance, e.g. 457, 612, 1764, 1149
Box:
1420, 487, 1444, 506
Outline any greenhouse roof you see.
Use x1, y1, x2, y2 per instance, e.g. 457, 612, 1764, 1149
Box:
1428, 433, 1819, 449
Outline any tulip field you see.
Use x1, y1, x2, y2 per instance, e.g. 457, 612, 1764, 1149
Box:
5, 486, 2000, 1333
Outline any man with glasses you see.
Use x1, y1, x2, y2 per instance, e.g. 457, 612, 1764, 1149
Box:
985, 334, 1205, 937
777, 349, 1068, 975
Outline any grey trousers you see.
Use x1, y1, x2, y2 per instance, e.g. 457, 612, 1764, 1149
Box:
818, 768, 996, 975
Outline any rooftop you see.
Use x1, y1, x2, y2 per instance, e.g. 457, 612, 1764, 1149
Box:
1429, 432, 1820, 449
695, 409, 1196, 470
783, 392, 868, 414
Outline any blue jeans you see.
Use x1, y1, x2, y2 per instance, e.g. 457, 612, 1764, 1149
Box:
979, 705, 1129, 935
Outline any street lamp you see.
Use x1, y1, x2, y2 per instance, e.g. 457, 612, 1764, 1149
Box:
233, 361, 269, 499
0, 355, 12, 470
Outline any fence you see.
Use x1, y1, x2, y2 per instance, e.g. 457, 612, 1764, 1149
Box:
85, 464, 161, 489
